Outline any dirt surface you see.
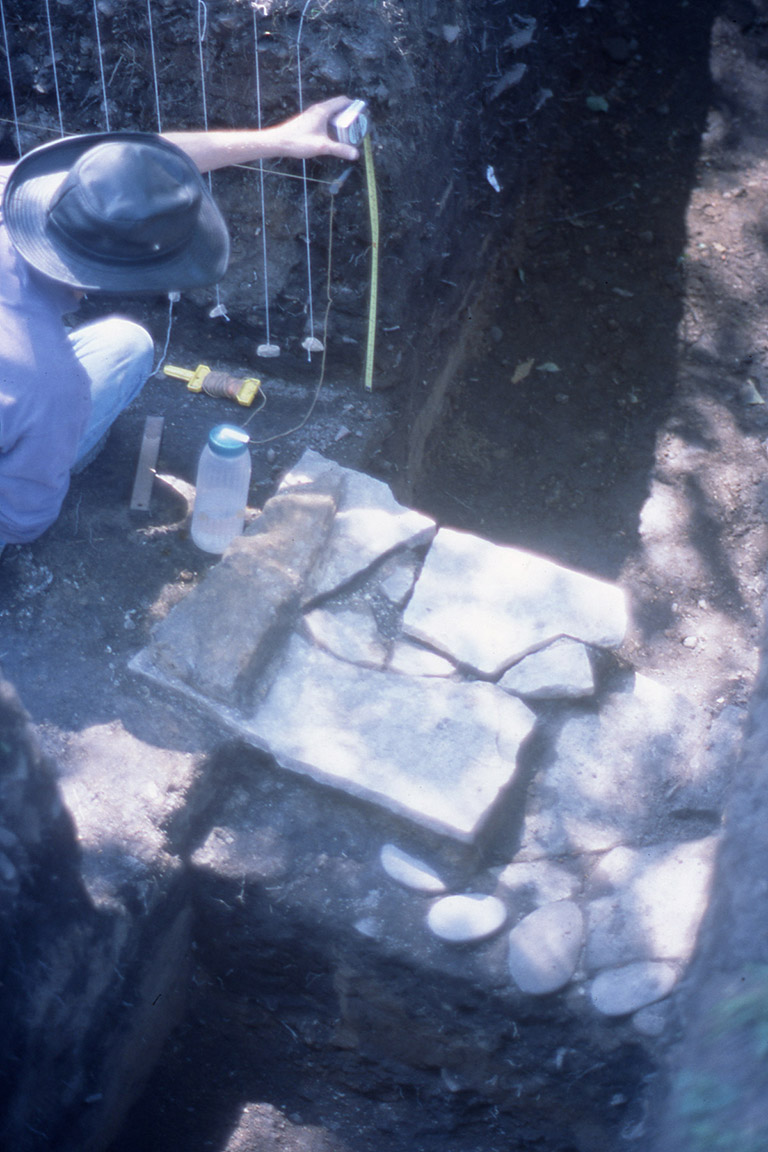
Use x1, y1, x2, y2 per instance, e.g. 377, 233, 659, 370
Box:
4, 0, 768, 1149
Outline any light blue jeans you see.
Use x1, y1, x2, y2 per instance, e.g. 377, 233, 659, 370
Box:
69, 317, 155, 470
0, 318, 155, 554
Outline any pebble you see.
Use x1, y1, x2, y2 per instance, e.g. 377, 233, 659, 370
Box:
632, 1001, 670, 1037
590, 961, 678, 1016
380, 844, 448, 894
427, 894, 507, 942
507, 901, 584, 995
682, 635, 699, 648
354, 916, 381, 939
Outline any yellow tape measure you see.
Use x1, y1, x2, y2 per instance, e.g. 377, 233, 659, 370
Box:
363, 133, 379, 393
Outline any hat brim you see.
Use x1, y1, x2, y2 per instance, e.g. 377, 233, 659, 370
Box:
3, 132, 230, 293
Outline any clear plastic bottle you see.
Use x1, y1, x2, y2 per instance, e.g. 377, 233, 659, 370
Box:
190, 424, 251, 554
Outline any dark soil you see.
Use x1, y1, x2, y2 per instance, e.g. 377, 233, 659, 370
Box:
3, 0, 768, 1149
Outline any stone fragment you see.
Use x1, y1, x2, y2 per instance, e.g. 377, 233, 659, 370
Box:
585, 837, 718, 970
519, 673, 710, 858
248, 635, 536, 842
427, 894, 507, 942
403, 527, 627, 676
498, 637, 594, 699
354, 917, 381, 938
380, 844, 448, 893
590, 961, 678, 1016
138, 486, 339, 705
388, 640, 455, 677
507, 901, 584, 995
633, 1001, 670, 1037
303, 603, 387, 668
497, 859, 581, 904
279, 450, 435, 601
376, 553, 420, 607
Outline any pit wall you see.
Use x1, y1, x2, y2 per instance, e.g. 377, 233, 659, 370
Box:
0, 678, 191, 1152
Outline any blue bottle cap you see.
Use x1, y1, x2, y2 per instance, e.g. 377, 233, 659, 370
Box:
208, 424, 250, 457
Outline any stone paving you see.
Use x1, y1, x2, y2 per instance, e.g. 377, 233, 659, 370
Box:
132, 449, 740, 1026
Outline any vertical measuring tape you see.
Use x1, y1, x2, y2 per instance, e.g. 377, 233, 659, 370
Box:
363, 133, 379, 393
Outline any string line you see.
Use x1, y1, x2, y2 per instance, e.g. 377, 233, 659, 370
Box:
91, 0, 110, 131
146, 0, 163, 132
43, 0, 64, 136
252, 4, 273, 348
296, 0, 316, 359
0, 0, 21, 156
245, 192, 336, 440
196, 0, 228, 320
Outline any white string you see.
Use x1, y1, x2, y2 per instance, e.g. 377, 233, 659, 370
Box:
152, 293, 178, 376
296, 0, 317, 359
196, 0, 209, 131
252, 4, 276, 352
196, 0, 229, 321
146, 0, 163, 132
0, 0, 21, 156
91, 0, 110, 131
43, 0, 64, 136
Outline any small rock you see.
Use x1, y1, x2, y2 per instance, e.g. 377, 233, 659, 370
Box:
590, 961, 678, 1016
380, 844, 447, 894
442, 23, 460, 42
633, 1001, 670, 1037
354, 916, 381, 938
427, 894, 507, 942
507, 901, 584, 995
682, 635, 699, 649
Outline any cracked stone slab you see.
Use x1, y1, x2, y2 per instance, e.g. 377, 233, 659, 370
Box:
247, 634, 536, 842
498, 637, 595, 699
402, 527, 627, 676
279, 450, 436, 602
585, 837, 719, 970
387, 640, 456, 678
138, 485, 339, 705
303, 603, 388, 669
518, 673, 713, 858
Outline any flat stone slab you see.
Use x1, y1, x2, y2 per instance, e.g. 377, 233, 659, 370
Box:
279, 450, 436, 602
303, 603, 388, 669
141, 486, 339, 705
519, 673, 713, 858
498, 637, 595, 699
402, 527, 627, 676
585, 837, 719, 969
247, 635, 536, 842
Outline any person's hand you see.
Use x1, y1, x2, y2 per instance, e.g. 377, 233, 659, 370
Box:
272, 96, 361, 162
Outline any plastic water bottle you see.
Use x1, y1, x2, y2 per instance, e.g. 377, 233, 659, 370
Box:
190, 424, 251, 554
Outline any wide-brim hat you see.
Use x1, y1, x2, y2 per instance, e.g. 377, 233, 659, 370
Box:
2, 131, 230, 293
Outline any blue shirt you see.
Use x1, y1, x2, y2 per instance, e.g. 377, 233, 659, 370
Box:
0, 164, 91, 544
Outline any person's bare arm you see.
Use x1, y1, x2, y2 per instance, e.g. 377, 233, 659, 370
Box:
163, 96, 358, 173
